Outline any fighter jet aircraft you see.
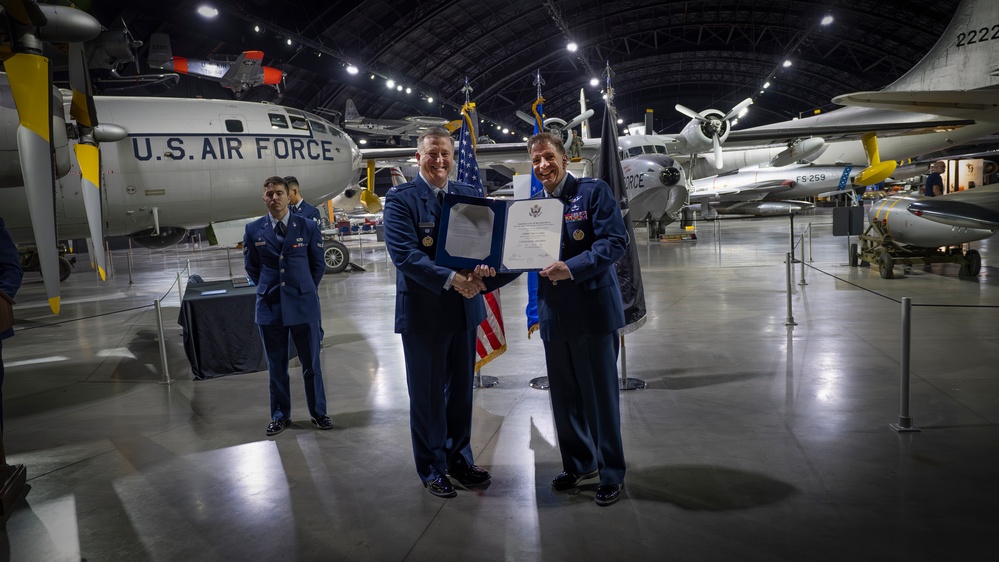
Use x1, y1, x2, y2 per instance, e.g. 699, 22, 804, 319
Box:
342, 99, 450, 141
146, 33, 284, 99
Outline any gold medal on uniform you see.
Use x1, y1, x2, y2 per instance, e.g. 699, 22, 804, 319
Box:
573, 229, 584, 241
422, 236, 434, 247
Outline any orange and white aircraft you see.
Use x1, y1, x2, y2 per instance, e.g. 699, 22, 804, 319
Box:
147, 33, 284, 98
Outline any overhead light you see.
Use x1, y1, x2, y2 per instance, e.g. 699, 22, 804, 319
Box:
426, 96, 434, 103
405, 87, 412, 94
502, 128, 509, 133
396, 85, 403, 91
496, 124, 501, 130
616, 118, 623, 124
287, 38, 293, 45
821, 14, 834, 26
589, 77, 599, 87
738, 107, 749, 118
783, 60, 792, 67
346, 65, 359, 75
523, 136, 529, 141
732, 119, 739, 126
253, 25, 260, 32
763, 81, 770, 88
359, 139, 367, 144
760, 90, 765, 94
567, 42, 578, 52
196, 5, 218, 18
386, 79, 395, 88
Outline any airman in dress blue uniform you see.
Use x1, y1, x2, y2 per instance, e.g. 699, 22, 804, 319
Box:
1, 215, 24, 429
243, 176, 332, 436
382, 127, 510, 498
530, 132, 628, 506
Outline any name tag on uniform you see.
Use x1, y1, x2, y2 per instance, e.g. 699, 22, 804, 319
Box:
255, 241, 267, 246
419, 222, 435, 228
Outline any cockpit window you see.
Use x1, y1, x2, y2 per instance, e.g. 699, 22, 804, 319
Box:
627, 147, 643, 158
290, 116, 309, 130
309, 119, 328, 134
654, 145, 667, 154
269, 114, 288, 129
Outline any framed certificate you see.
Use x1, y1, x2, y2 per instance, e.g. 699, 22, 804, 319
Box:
436, 193, 563, 272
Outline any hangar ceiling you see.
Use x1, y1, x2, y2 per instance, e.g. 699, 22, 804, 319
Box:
87, 0, 963, 144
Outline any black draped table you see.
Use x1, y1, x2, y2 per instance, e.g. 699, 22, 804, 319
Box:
178, 279, 266, 380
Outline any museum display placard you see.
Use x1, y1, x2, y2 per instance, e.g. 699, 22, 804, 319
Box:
435, 194, 563, 272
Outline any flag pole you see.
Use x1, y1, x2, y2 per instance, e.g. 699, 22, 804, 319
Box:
602, 61, 647, 390
527, 69, 552, 391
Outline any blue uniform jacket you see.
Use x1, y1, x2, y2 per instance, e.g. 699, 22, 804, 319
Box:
243, 213, 325, 326
384, 177, 510, 334
292, 199, 322, 222
536, 174, 627, 341
0, 215, 23, 341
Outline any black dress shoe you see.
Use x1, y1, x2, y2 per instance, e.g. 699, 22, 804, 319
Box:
266, 419, 291, 436
551, 469, 599, 491
424, 476, 457, 498
311, 415, 334, 430
449, 465, 491, 487
595, 484, 623, 506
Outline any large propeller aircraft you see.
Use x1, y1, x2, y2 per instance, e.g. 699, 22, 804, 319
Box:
0, 2, 360, 315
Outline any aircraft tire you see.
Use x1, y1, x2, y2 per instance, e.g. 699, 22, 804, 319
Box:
59, 257, 73, 282
878, 252, 894, 279
324, 240, 350, 274
960, 249, 981, 277
849, 243, 859, 267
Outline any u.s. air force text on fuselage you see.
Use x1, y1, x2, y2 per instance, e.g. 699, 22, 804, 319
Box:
131, 136, 342, 162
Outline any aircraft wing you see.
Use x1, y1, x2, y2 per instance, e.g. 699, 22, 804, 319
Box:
832, 90, 999, 117
907, 184, 999, 229
689, 179, 792, 201
724, 118, 975, 146
223, 51, 264, 85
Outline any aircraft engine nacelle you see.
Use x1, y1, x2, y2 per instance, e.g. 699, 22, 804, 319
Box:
985, 161, 998, 175
770, 138, 826, 167
869, 197, 994, 247
128, 227, 189, 249
622, 155, 687, 221
678, 109, 731, 154
542, 117, 571, 145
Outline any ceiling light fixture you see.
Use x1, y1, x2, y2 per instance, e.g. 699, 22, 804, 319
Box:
346, 65, 359, 75
427, 97, 434, 103
821, 14, 834, 26
590, 77, 599, 87
196, 5, 218, 18
783, 60, 792, 67
386, 79, 395, 88
566, 42, 578, 52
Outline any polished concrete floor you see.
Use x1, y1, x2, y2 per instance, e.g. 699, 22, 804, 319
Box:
2, 210, 998, 561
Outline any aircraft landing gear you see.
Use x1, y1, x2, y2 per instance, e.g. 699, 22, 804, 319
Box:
323, 240, 350, 274
19, 247, 75, 282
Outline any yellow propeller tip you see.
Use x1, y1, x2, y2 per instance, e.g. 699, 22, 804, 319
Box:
49, 296, 61, 315
98, 267, 107, 281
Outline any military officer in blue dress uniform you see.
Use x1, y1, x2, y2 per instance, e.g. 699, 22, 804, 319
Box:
243, 176, 332, 436
530, 131, 629, 506
1, 215, 24, 429
284, 175, 322, 222
382, 126, 509, 499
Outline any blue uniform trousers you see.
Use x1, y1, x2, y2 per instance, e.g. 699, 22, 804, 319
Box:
259, 321, 326, 421
543, 332, 625, 486
401, 328, 476, 482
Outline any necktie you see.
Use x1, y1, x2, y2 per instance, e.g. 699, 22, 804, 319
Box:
275, 221, 287, 238
437, 191, 445, 205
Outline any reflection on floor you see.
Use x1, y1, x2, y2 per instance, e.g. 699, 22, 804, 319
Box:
2, 212, 997, 560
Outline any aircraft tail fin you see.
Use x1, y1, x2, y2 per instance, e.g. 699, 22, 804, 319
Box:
887, 0, 999, 92
579, 89, 590, 139
390, 167, 407, 186
345, 99, 361, 122
147, 33, 173, 69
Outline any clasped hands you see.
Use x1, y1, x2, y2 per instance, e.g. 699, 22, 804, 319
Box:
452, 265, 497, 299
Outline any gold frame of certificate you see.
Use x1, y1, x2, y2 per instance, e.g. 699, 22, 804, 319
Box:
436, 194, 563, 272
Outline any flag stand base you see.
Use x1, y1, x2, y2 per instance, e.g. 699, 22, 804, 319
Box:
529, 376, 550, 390
620, 377, 646, 390
474, 373, 499, 388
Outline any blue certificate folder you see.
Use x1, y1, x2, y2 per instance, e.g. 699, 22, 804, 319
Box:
435, 193, 563, 272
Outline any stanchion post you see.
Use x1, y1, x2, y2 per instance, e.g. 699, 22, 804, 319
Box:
788, 213, 796, 261
890, 297, 920, 432
127, 238, 134, 284
177, 271, 184, 306
784, 252, 797, 326
798, 233, 808, 286
186, 259, 191, 278
807, 223, 813, 263
154, 299, 172, 385
227, 247, 233, 278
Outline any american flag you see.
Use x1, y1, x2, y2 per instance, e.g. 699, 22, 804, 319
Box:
458, 103, 507, 371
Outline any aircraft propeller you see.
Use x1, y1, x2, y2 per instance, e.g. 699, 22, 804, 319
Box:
675, 98, 753, 169
516, 109, 594, 144
1, 0, 103, 314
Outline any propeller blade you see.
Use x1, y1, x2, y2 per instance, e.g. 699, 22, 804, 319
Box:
723, 97, 754, 121
3, 0, 48, 26
675, 103, 706, 122
68, 42, 107, 280
713, 135, 723, 169
515, 110, 537, 126
563, 109, 595, 132
360, 188, 383, 214
5, 52, 61, 313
